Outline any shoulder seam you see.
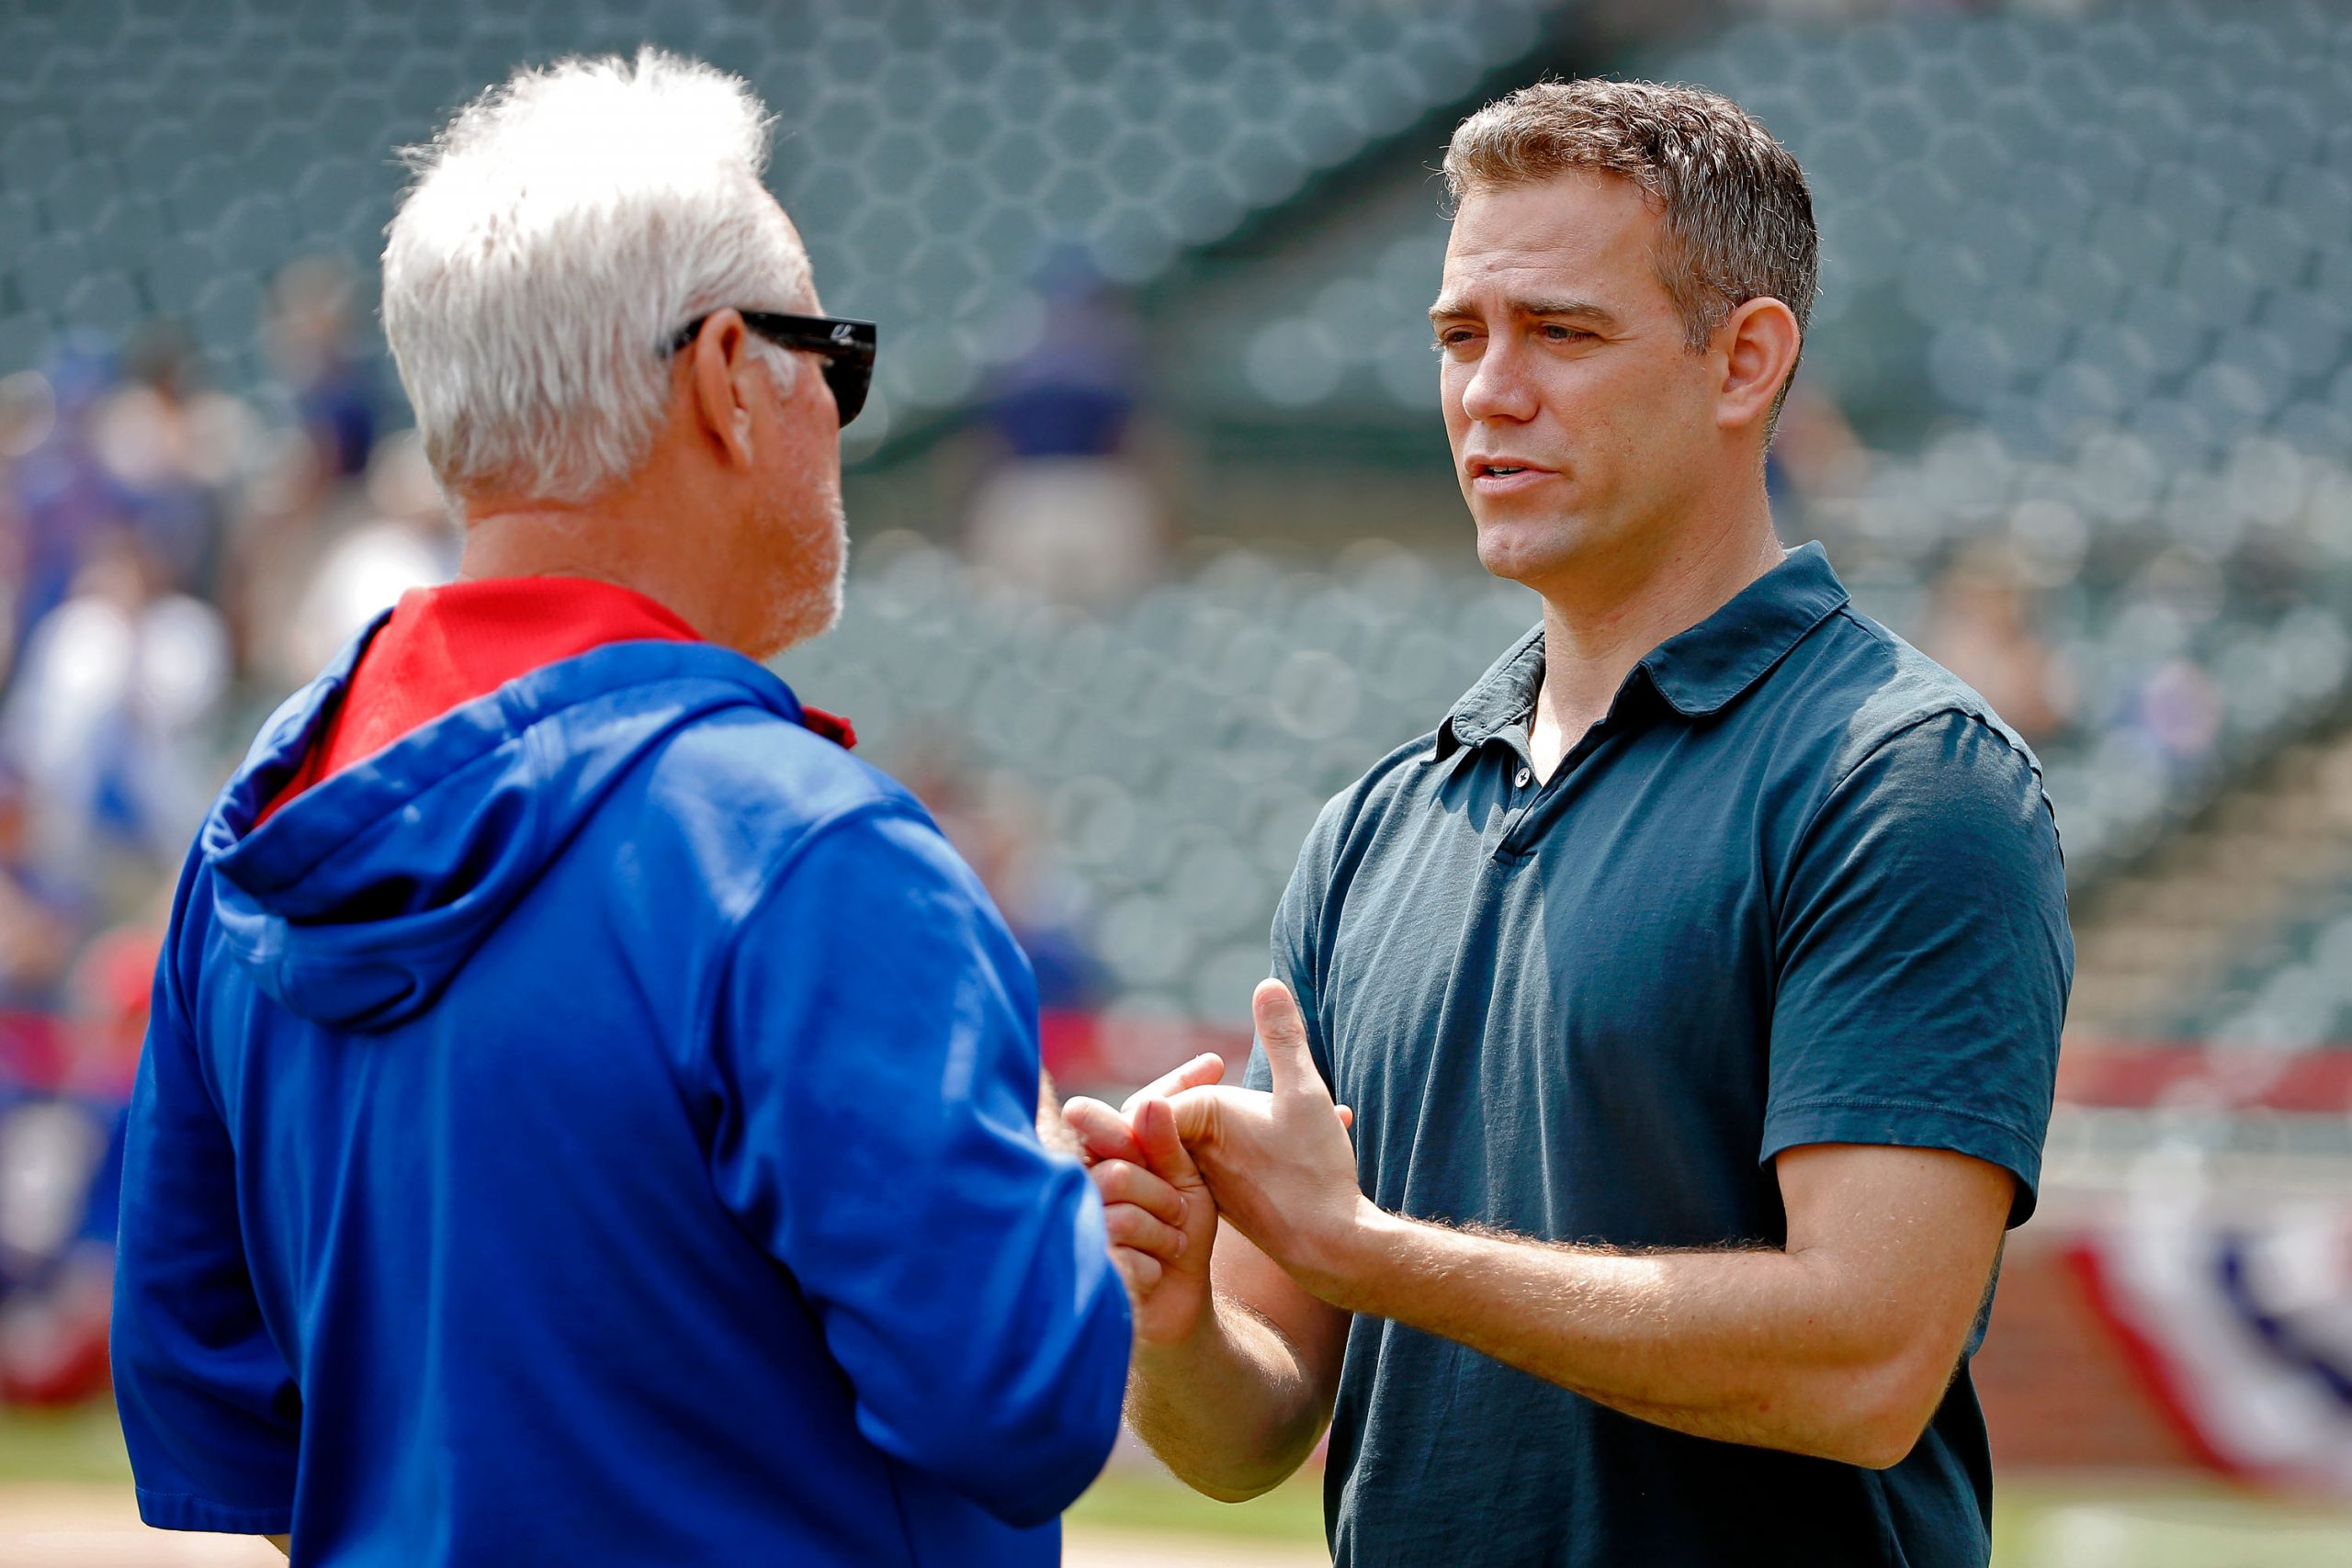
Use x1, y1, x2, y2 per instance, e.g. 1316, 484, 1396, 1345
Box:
1780, 704, 2054, 919
1831, 604, 1896, 647
1820, 607, 2042, 778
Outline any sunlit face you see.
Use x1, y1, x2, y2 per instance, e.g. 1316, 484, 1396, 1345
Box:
1433, 172, 1724, 595
750, 334, 846, 652
741, 256, 848, 657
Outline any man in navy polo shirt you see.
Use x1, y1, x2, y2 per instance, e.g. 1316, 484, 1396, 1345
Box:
1071, 80, 2071, 1566
111, 53, 1134, 1564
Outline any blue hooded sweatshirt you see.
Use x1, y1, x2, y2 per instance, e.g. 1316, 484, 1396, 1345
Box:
110, 626, 1132, 1565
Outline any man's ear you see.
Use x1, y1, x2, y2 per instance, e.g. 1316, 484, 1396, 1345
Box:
684, 309, 759, 470
1714, 296, 1802, 436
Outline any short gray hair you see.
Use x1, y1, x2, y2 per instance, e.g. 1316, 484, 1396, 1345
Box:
1444, 78, 1816, 420
383, 49, 810, 504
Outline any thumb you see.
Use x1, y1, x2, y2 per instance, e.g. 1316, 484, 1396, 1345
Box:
1251, 978, 1325, 1102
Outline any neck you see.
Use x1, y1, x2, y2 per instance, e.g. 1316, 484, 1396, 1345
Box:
456, 483, 734, 651
1527, 488, 1783, 770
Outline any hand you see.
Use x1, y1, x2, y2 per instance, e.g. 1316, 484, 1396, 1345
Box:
1065, 1054, 1227, 1345
1062, 1053, 1227, 1171
1167, 981, 1363, 1294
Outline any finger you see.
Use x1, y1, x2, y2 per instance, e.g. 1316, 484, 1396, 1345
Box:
1335, 1104, 1354, 1131
1135, 1096, 1204, 1189
1112, 1247, 1163, 1295
1251, 978, 1326, 1102
1102, 1201, 1186, 1260
1090, 1158, 1187, 1227
1063, 1096, 1146, 1167
1120, 1052, 1227, 1116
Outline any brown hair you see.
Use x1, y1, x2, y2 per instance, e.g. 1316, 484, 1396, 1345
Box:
1444, 78, 1817, 418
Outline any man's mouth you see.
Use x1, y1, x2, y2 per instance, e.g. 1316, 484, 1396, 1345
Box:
1469, 459, 1554, 488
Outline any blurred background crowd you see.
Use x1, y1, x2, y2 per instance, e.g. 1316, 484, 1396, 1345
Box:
1, 0, 2349, 1562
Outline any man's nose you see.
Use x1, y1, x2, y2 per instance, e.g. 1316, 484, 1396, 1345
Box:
1458, 340, 1538, 424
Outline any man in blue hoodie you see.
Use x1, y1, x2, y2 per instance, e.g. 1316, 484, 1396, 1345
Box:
109, 51, 1145, 1565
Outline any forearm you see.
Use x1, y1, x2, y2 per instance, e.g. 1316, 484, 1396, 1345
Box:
1309, 1206, 1940, 1466
1127, 1292, 1331, 1501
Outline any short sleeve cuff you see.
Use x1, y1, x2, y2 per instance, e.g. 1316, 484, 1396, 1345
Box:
135, 1486, 293, 1537
1759, 1096, 2043, 1226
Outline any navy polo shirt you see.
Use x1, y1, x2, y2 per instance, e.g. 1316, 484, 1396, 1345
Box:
1250, 543, 2072, 1568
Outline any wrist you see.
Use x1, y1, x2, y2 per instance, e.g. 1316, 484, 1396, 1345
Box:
1133, 1288, 1224, 1367
1289, 1197, 1405, 1313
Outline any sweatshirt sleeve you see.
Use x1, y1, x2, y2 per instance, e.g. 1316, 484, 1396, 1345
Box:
111, 960, 301, 1536
706, 804, 1130, 1528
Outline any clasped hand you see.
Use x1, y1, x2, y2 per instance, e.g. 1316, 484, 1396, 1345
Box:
1062, 980, 1362, 1344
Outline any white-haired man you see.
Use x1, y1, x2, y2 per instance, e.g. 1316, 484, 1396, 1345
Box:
110, 51, 1136, 1564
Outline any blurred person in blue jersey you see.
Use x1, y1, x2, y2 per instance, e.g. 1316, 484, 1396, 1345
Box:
109, 51, 1136, 1566
265, 257, 385, 503
0, 529, 234, 903
4, 335, 136, 667
963, 246, 1167, 606
1073, 81, 2071, 1568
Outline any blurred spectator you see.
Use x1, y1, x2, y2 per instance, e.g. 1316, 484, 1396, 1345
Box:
1922, 542, 2076, 744
0, 767, 82, 1014
2131, 657, 2224, 775
0, 531, 232, 909
0, 913, 150, 1408
902, 741, 1108, 1014
59, 914, 159, 1107
963, 247, 1168, 605
274, 431, 458, 688
90, 322, 265, 604
267, 255, 383, 501
1767, 378, 1871, 513
0, 369, 54, 684
3, 335, 135, 669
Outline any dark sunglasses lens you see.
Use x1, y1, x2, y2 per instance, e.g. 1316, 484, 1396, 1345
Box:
824, 359, 869, 426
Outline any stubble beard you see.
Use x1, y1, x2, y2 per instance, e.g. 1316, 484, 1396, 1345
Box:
768, 493, 848, 654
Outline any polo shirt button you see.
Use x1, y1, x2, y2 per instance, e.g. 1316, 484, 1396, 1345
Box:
1515, 767, 1532, 788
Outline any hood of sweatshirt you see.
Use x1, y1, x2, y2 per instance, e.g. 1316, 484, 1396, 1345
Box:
200, 623, 812, 1031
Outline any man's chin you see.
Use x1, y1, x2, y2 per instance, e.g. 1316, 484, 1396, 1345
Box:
755, 512, 848, 658
761, 576, 843, 659
1472, 514, 1583, 588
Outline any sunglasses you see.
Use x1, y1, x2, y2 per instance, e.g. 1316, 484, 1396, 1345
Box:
668, 310, 877, 426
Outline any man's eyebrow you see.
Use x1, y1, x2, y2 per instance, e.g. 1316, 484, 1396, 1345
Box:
1428, 296, 1621, 326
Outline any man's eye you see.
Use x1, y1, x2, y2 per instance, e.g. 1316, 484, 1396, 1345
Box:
1433, 330, 1478, 353
1540, 324, 1594, 343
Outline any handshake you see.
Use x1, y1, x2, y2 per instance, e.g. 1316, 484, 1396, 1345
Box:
1060, 979, 1365, 1344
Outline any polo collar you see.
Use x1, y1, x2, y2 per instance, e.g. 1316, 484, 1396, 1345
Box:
1638, 542, 1850, 716
1431, 543, 1850, 760
1431, 623, 1545, 761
